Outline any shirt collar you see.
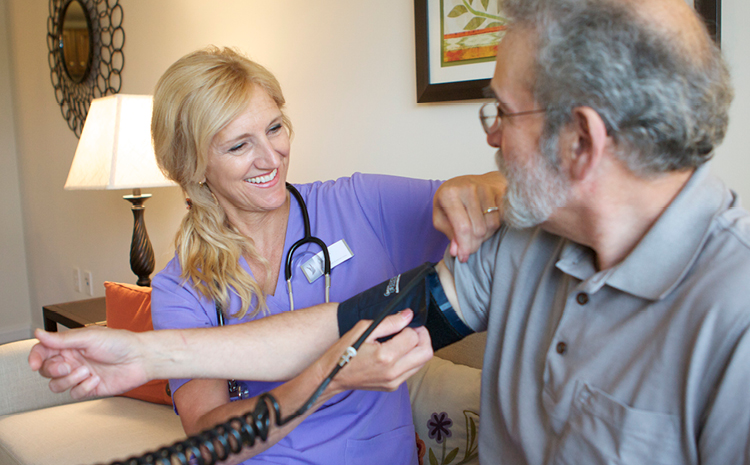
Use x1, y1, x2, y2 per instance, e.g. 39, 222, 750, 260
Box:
556, 163, 731, 300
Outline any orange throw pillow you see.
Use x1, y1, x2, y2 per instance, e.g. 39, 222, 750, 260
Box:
104, 281, 172, 405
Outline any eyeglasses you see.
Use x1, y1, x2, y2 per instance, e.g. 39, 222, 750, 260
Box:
479, 101, 546, 134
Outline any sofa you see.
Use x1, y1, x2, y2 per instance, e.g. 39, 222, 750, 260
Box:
0, 284, 485, 465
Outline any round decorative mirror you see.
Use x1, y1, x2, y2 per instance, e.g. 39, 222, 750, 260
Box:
47, 0, 125, 138
60, 0, 92, 83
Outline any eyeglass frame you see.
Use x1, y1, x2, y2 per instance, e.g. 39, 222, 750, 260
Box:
479, 101, 547, 134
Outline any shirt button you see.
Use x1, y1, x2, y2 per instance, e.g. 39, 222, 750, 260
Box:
576, 293, 589, 305
556, 341, 567, 355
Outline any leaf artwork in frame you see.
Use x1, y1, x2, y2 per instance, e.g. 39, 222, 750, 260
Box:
442, 0, 505, 67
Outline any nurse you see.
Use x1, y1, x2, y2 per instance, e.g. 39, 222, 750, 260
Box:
147, 46, 501, 464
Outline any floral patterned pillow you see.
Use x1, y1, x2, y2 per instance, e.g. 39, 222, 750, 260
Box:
406, 356, 482, 465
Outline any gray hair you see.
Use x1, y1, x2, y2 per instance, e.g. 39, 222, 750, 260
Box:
503, 0, 733, 174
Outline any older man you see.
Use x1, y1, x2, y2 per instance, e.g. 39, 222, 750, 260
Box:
434, 0, 746, 463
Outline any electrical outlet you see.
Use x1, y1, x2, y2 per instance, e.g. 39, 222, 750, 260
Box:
73, 268, 82, 293
84, 270, 94, 296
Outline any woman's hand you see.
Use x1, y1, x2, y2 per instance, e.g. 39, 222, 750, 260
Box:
433, 171, 506, 262
326, 309, 433, 394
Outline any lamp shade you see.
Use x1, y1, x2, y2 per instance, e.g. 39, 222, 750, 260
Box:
64, 94, 176, 190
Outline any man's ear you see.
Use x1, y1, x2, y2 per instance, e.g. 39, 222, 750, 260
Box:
566, 107, 608, 181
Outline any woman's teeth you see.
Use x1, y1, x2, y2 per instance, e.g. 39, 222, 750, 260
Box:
246, 169, 277, 184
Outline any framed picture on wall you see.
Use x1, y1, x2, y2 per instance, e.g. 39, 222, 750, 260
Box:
415, 0, 722, 104
414, 0, 506, 103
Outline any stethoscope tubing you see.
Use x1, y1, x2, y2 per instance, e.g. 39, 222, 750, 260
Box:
284, 183, 331, 310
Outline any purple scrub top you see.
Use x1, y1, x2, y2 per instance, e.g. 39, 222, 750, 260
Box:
152, 173, 448, 464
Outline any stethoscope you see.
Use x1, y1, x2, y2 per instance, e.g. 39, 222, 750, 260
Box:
216, 183, 330, 401
284, 183, 331, 311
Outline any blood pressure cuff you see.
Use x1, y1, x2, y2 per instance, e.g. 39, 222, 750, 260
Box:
337, 262, 474, 351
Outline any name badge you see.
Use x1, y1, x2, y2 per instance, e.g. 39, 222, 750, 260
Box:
301, 239, 354, 283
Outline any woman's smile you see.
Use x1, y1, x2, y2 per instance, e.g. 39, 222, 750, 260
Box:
245, 168, 278, 185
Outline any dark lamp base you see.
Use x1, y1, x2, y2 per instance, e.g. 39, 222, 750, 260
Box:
123, 193, 155, 287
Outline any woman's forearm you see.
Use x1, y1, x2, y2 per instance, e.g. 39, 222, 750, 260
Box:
177, 372, 333, 464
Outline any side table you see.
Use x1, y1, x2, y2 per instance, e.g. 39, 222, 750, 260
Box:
42, 297, 106, 332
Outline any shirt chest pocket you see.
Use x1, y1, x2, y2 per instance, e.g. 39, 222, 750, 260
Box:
550, 382, 685, 465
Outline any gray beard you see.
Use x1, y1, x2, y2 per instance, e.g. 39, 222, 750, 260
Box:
494, 143, 569, 229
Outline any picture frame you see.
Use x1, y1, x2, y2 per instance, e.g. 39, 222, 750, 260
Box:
694, 0, 721, 45
415, 0, 722, 103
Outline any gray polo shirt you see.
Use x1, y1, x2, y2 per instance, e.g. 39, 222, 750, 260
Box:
447, 164, 750, 465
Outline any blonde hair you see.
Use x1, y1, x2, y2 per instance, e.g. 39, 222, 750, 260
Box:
152, 46, 292, 319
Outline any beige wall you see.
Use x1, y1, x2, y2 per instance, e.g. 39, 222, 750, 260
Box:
712, 0, 750, 196
0, 0, 32, 343
2, 0, 749, 337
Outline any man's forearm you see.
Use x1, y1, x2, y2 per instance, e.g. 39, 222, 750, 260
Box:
144, 302, 340, 382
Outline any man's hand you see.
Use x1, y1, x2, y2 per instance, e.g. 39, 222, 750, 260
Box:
327, 309, 433, 393
28, 327, 150, 399
433, 172, 506, 262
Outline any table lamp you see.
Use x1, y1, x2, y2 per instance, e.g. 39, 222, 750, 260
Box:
64, 94, 176, 287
